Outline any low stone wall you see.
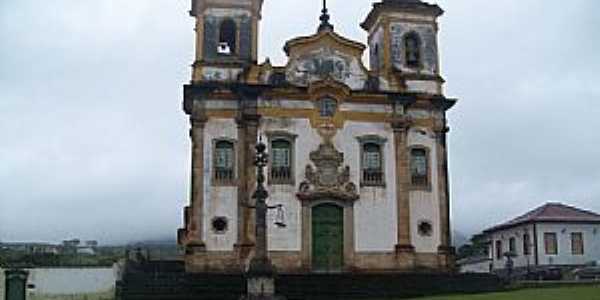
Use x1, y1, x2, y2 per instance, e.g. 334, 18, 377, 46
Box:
1, 266, 118, 300
28, 290, 114, 300
0, 268, 5, 300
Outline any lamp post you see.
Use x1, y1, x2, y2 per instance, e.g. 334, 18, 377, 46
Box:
242, 137, 286, 300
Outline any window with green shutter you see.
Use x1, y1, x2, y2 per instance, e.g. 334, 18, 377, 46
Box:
410, 148, 429, 187
214, 140, 235, 182
271, 139, 292, 183
362, 143, 383, 185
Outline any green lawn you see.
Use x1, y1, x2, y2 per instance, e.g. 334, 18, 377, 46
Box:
407, 286, 600, 300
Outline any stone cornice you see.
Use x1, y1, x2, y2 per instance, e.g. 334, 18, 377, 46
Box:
361, 0, 444, 31
183, 83, 457, 116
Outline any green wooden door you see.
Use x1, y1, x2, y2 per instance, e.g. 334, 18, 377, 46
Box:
312, 204, 344, 272
5, 270, 27, 300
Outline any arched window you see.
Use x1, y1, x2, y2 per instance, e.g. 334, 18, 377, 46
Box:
404, 32, 421, 68
214, 140, 235, 182
271, 139, 292, 183
362, 143, 383, 185
319, 97, 337, 117
218, 19, 237, 55
410, 147, 428, 186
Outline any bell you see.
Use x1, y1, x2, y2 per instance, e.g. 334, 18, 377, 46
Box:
274, 205, 286, 228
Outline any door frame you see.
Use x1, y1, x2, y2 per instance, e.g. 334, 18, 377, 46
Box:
301, 199, 355, 272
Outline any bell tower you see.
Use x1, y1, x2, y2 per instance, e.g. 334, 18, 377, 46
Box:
361, 0, 444, 94
190, 0, 264, 82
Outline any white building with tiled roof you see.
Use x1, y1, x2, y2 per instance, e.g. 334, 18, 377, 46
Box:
483, 203, 600, 271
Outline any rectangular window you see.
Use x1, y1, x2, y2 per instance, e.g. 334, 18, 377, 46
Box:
571, 232, 584, 255
410, 148, 429, 187
270, 139, 293, 184
523, 234, 531, 255
214, 140, 235, 183
495, 240, 503, 260
544, 233, 558, 255
362, 143, 384, 186
509, 237, 517, 256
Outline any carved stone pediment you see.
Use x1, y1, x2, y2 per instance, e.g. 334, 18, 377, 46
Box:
283, 29, 369, 90
297, 142, 359, 203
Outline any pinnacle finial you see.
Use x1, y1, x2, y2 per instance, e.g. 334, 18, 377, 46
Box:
318, 0, 334, 32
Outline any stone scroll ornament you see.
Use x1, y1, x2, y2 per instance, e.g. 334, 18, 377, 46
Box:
297, 124, 359, 202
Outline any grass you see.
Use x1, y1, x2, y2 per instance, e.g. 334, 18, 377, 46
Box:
406, 286, 600, 300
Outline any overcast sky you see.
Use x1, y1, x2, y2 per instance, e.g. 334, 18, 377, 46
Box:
1, 0, 599, 245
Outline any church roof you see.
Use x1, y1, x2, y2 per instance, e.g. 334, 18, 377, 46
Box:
484, 203, 600, 233
283, 29, 366, 57
361, 0, 444, 30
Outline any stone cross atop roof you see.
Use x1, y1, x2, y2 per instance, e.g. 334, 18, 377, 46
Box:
318, 0, 334, 32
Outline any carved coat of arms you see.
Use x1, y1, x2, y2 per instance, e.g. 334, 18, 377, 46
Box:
297, 141, 359, 202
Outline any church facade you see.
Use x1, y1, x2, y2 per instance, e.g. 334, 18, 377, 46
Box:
177, 0, 456, 274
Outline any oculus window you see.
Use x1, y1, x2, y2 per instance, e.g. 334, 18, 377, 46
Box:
319, 98, 337, 117
211, 217, 228, 234
417, 221, 433, 237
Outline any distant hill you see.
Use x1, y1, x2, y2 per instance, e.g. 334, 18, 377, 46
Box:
452, 230, 470, 248
128, 237, 177, 247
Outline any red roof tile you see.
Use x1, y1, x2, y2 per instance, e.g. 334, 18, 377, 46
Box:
484, 203, 600, 232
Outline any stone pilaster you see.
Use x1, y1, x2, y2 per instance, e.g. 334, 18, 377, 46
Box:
235, 114, 261, 260
392, 117, 414, 254
434, 119, 454, 269
188, 115, 207, 251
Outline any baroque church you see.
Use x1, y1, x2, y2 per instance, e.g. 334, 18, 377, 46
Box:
177, 0, 456, 274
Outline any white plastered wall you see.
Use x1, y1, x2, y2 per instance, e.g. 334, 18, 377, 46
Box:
261, 117, 321, 252
203, 118, 239, 251
489, 223, 600, 270
536, 223, 600, 266
338, 121, 397, 252
489, 225, 536, 270
408, 127, 440, 253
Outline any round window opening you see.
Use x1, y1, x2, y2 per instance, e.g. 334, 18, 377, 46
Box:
418, 221, 433, 237
212, 217, 228, 234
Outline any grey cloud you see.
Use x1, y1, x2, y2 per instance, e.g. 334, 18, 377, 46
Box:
1, 0, 599, 244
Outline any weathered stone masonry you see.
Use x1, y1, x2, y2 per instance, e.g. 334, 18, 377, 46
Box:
178, 0, 457, 274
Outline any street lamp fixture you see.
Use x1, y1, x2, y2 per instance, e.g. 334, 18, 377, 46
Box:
242, 136, 286, 300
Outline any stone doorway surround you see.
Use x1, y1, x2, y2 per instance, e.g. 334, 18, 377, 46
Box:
295, 131, 359, 272
302, 200, 355, 273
